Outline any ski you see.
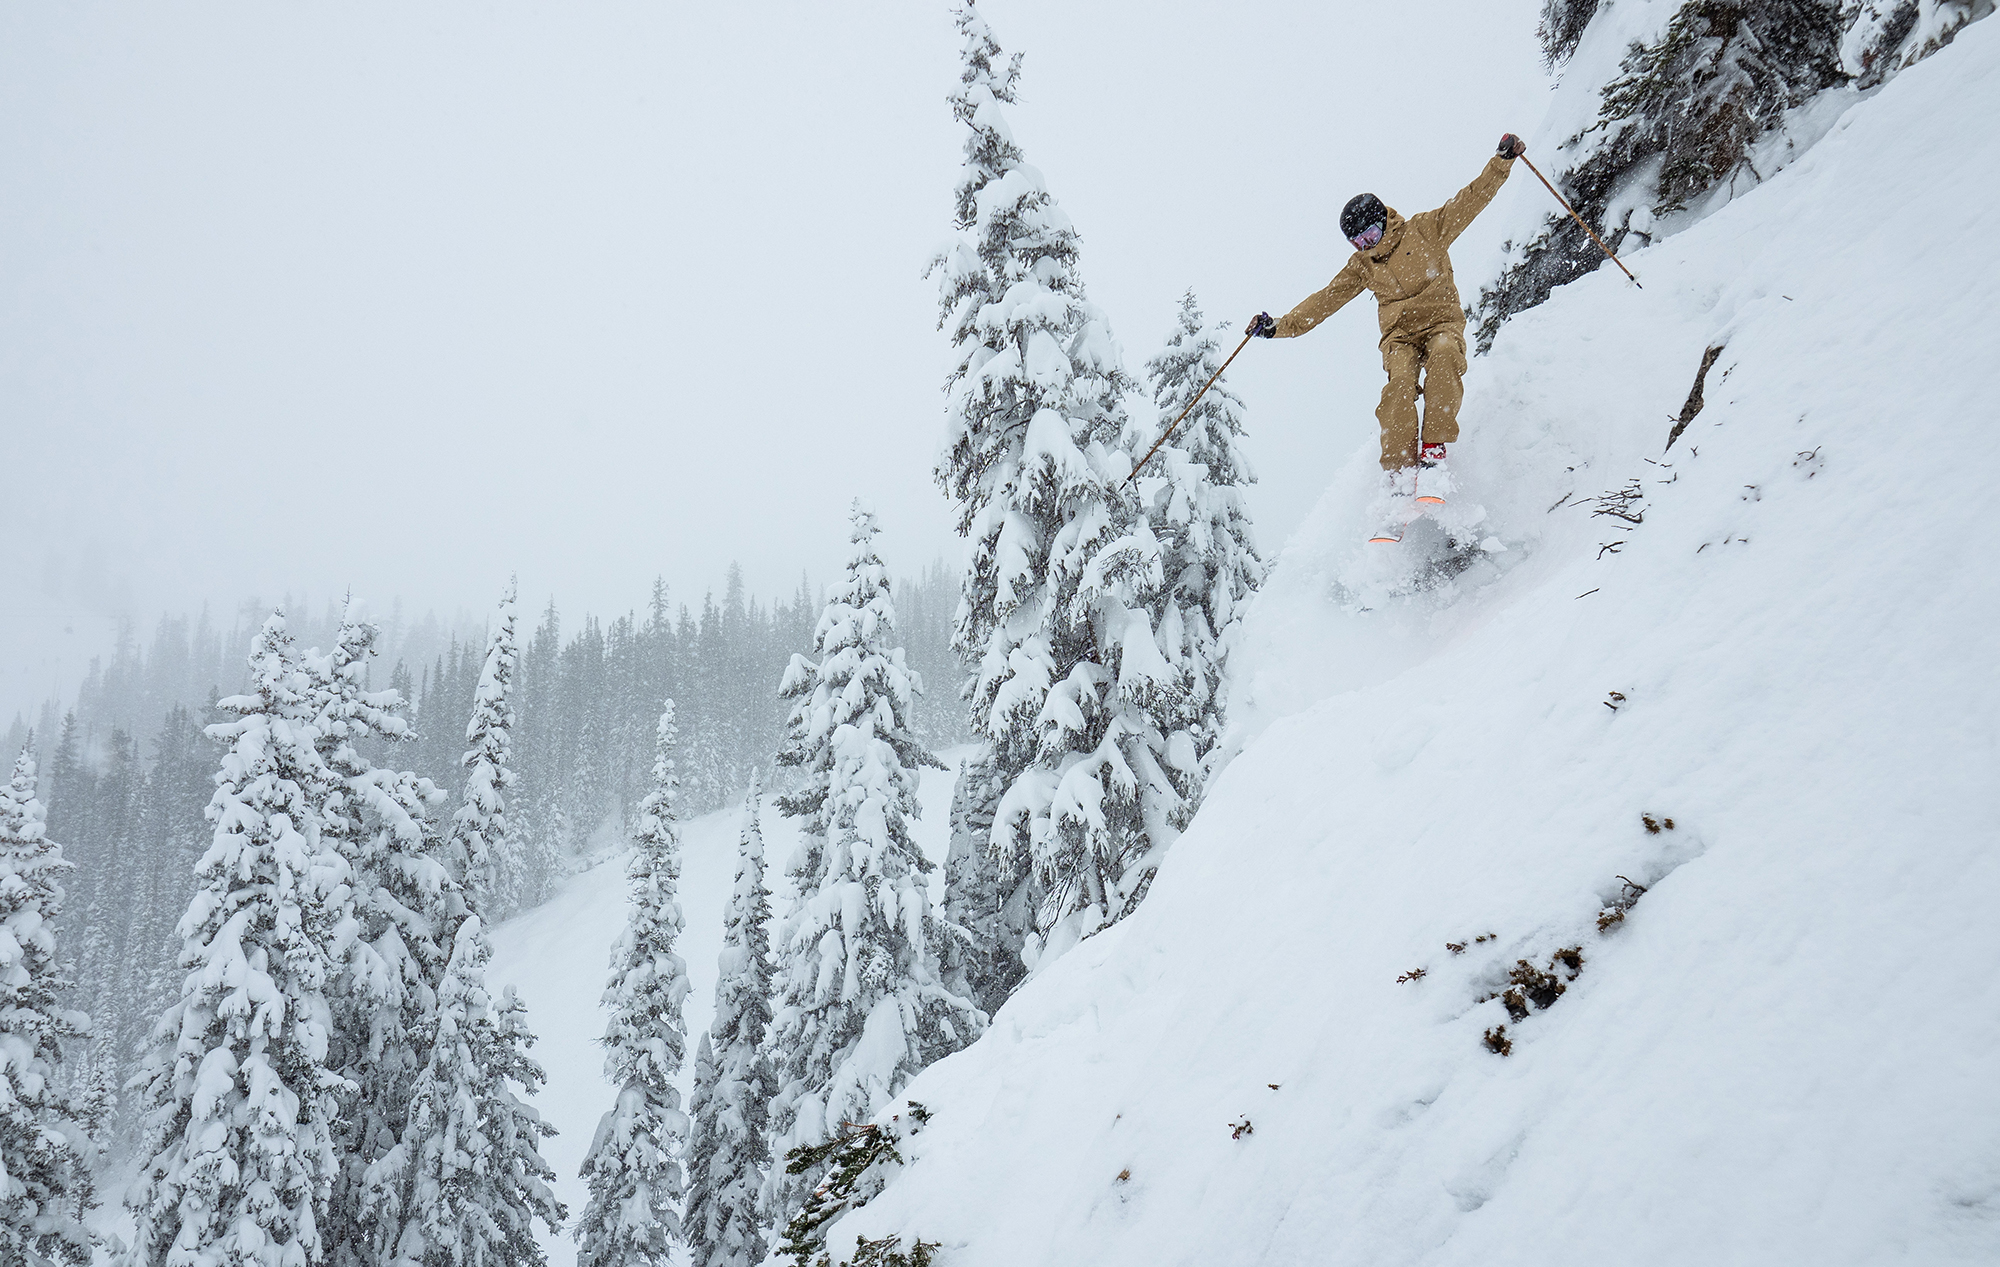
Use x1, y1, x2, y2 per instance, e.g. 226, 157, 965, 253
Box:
1414, 462, 1446, 506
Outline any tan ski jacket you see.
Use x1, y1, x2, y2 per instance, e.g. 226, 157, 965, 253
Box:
1274, 154, 1514, 344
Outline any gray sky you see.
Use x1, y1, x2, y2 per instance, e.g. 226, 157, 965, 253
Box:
0, 0, 1548, 723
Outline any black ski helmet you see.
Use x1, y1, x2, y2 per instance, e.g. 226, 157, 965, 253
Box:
1340, 193, 1386, 242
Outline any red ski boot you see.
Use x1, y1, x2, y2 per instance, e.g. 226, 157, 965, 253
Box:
1415, 443, 1449, 506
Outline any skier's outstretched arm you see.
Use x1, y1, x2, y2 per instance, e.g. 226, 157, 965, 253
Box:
1269, 256, 1367, 338
1428, 134, 1526, 246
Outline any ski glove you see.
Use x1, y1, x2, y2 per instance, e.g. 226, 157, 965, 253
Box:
1246, 312, 1278, 339
1497, 133, 1527, 160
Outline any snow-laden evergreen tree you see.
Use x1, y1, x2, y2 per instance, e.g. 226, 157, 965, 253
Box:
41, 716, 84, 862
364, 914, 565, 1267
574, 702, 692, 1267
773, 1102, 931, 1267
450, 583, 551, 920
1475, 0, 1850, 347
682, 1036, 723, 1257
125, 612, 353, 1267
764, 502, 978, 1221
684, 772, 775, 1267
73, 1041, 117, 1161
1136, 291, 1263, 796
0, 742, 96, 1267
938, 750, 1026, 1018
1842, 0, 1993, 86
309, 614, 458, 1267
1537, 0, 1600, 66
115, 705, 212, 1137
932, 2, 1183, 950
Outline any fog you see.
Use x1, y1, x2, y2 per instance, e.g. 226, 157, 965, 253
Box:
0, 0, 1547, 722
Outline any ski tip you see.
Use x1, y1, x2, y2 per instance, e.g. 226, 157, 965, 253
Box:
1414, 495, 1446, 506
1367, 533, 1402, 545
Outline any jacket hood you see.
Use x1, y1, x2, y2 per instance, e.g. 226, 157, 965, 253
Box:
1364, 208, 1408, 262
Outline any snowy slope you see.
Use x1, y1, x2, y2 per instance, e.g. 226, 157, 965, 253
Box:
809, 22, 2000, 1267
485, 753, 972, 1267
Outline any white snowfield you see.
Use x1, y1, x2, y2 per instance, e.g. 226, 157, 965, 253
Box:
785, 22, 2000, 1267
485, 22, 2000, 1267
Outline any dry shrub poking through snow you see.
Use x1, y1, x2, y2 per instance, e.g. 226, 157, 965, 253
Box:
1599, 875, 1649, 932
844, 1235, 940, 1267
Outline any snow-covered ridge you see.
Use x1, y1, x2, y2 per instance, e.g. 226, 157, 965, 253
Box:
794, 19, 2000, 1265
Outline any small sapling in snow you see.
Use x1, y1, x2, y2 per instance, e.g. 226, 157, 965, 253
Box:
1230, 1117, 1254, 1140
1483, 1025, 1513, 1056
780, 1103, 931, 1267
846, 1235, 940, 1267
1591, 479, 1646, 525
1641, 814, 1676, 834
1552, 946, 1584, 979
1116, 1168, 1131, 1182
1598, 876, 1649, 932
1396, 967, 1428, 984
1446, 941, 1467, 955
1604, 690, 1627, 712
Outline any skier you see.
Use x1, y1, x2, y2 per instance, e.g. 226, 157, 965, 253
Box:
1247, 133, 1527, 500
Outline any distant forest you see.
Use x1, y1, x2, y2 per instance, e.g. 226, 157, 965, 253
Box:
2, 559, 966, 1147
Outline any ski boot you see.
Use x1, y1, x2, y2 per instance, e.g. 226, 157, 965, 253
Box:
1368, 467, 1422, 544
1415, 443, 1450, 506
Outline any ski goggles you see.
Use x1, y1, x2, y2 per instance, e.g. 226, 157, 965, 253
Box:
1349, 222, 1385, 250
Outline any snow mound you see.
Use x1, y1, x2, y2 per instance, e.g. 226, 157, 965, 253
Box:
821, 22, 2000, 1266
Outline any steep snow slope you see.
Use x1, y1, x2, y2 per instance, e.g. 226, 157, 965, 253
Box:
486, 754, 971, 1267
821, 23, 2000, 1267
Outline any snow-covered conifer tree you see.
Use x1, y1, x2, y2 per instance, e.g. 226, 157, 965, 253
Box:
0, 742, 95, 1267
1136, 291, 1263, 798
684, 772, 774, 1267
366, 915, 565, 1267
574, 702, 692, 1267
932, 3, 1179, 950
1537, 0, 1599, 67
451, 583, 547, 919
1475, 0, 1849, 346
682, 1036, 723, 1259
309, 613, 458, 1267
939, 751, 1027, 1017
125, 613, 352, 1267
764, 503, 978, 1219
1843, 0, 1992, 86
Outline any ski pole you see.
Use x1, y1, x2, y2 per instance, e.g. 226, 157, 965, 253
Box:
1518, 153, 1641, 288
1120, 331, 1254, 488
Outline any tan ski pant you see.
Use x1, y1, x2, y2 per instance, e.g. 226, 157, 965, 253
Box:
1376, 323, 1468, 470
